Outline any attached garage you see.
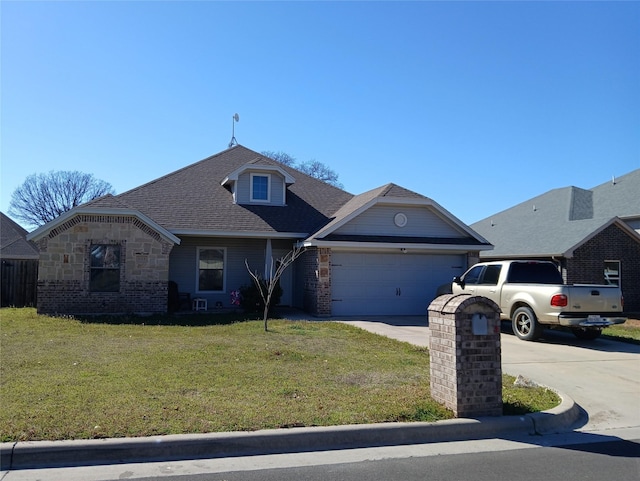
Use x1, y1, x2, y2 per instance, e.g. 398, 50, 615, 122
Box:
330, 251, 466, 316
301, 184, 493, 317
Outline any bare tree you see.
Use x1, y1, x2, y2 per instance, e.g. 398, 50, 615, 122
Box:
9, 171, 115, 228
261, 150, 343, 189
298, 160, 343, 189
245, 245, 306, 331
261, 150, 297, 167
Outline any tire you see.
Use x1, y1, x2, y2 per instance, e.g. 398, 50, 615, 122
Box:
512, 306, 543, 341
572, 328, 602, 340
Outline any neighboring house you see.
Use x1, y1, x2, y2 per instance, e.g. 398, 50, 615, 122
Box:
1, 212, 39, 307
27, 145, 492, 316
471, 169, 640, 313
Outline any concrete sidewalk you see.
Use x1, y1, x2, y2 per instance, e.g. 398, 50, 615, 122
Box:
0, 313, 583, 471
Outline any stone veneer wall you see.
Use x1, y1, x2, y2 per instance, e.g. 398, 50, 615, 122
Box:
301, 247, 332, 316
33, 214, 175, 315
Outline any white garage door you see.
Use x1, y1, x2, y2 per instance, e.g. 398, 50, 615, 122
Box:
331, 252, 465, 316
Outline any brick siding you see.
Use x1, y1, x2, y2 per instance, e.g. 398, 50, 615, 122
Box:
428, 294, 502, 417
567, 224, 640, 312
301, 247, 332, 316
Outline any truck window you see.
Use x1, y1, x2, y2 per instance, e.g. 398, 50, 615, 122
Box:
479, 265, 501, 285
462, 265, 483, 285
507, 262, 563, 284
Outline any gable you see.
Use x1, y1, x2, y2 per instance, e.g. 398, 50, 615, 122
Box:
27, 207, 181, 246
304, 184, 491, 251
333, 204, 463, 238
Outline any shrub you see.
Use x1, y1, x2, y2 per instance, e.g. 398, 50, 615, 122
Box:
239, 280, 282, 315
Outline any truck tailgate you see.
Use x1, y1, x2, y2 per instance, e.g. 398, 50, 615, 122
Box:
567, 285, 623, 312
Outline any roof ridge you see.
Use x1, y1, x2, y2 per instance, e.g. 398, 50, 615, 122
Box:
380, 183, 396, 196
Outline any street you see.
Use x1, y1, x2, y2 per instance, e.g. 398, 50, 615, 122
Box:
2, 428, 638, 480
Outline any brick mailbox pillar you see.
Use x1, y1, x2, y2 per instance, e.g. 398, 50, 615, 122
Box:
427, 294, 502, 417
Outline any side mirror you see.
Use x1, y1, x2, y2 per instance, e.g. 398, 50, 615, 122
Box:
453, 276, 462, 285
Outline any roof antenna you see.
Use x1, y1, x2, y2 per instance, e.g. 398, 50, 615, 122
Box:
228, 113, 239, 148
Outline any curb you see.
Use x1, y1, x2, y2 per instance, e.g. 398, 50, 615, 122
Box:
0, 391, 580, 471
526, 389, 585, 435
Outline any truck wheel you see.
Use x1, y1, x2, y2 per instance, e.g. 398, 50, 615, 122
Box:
572, 328, 602, 340
512, 307, 543, 341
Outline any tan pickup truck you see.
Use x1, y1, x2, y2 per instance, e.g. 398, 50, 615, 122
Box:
451, 260, 626, 341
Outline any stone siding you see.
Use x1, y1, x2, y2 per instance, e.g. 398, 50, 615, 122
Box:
34, 214, 175, 315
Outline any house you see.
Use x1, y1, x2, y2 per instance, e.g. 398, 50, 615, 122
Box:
27, 145, 492, 316
470, 169, 640, 313
1, 212, 39, 307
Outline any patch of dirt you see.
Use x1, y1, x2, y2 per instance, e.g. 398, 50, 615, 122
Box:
625, 318, 640, 328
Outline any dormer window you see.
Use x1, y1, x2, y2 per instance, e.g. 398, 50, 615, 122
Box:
251, 173, 270, 202
221, 161, 295, 206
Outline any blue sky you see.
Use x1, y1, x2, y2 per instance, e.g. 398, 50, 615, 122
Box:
2, 1, 638, 229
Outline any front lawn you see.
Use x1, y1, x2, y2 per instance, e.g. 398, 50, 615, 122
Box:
1, 308, 557, 442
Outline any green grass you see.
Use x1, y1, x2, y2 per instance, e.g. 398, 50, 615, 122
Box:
1, 308, 559, 442
602, 320, 640, 344
501, 377, 562, 416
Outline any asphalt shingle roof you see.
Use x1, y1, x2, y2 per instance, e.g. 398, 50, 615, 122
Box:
88, 145, 354, 237
0, 213, 39, 259
471, 169, 640, 258
591, 169, 640, 220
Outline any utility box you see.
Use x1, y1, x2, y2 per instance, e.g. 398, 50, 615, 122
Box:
427, 294, 502, 417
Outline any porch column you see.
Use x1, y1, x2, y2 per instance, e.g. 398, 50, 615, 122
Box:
264, 239, 273, 279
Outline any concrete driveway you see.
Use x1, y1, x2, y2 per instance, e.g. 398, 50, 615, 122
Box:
329, 315, 640, 432
500, 328, 640, 431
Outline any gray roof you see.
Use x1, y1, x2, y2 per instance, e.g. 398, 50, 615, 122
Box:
87, 145, 354, 237
471, 169, 640, 258
591, 169, 640, 220
0, 213, 39, 259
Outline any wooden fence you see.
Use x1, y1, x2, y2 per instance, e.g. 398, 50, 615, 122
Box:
1, 259, 38, 307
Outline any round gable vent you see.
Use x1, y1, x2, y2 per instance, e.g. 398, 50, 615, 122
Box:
394, 212, 408, 228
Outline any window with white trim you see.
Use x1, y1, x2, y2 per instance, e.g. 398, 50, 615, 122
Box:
197, 247, 225, 292
604, 260, 621, 286
250, 173, 270, 202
